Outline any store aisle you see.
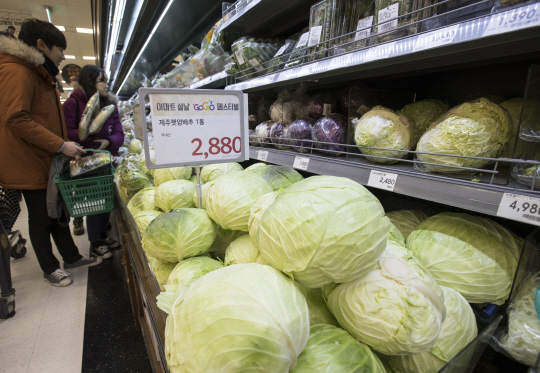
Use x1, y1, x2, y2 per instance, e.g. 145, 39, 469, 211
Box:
0, 199, 151, 373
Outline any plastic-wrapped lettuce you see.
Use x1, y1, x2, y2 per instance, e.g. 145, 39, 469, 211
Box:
402, 100, 449, 144
255, 176, 390, 288
386, 210, 428, 240
127, 187, 159, 215
389, 286, 478, 373
118, 162, 154, 202
154, 180, 196, 212
416, 99, 512, 173
133, 210, 163, 237
270, 122, 292, 150
149, 258, 176, 291
353, 106, 414, 164
164, 264, 310, 373
142, 208, 217, 263
407, 212, 522, 304
261, 165, 304, 191
154, 167, 192, 186
290, 324, 386, 373
224, 234, 267, 266
129, 139, 142, 154
326, 242, 446, 355
295, 283, 339, 327
205, 172, 273, 232
289, 118, 314, 153
312, 113, 348, 155
200, 162, 243, 183
268, 38, 298, 73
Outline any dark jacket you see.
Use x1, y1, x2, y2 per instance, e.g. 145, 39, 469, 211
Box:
0, 36, 68, 190
63, 89, 124, 156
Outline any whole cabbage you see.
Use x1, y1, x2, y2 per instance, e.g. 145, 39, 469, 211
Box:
189, 175, 205, 184
312, 114, 348, 155
118, 164, 154, 202
304, 93, 337, 120
205, 172, 273, 232
270, 122, 292, 150
200, 162, 243, 183
402, 100, 449, 144
386, 210, 428, 240
154, 167, 192, 186
255, 121, 273, 146
127, 187, 159, 215
129, 138, 142, 154
353, 106, 414, 164
209, 225, 245, 260
416, 98, 512, 173
165, 264, 310, 373
133, 210, 163, 236
248, 191, 280, 245
244, 162, 268, 177
289, 118, 314, 153
192, 181, 214, 209
500, 272, 540, 367
154, 180, 196, 211
290, 324, 386, 373
156, 257, 223, 314
138, 157, 153, 177
149, 258, 176, 291
255, 176, 390, 288
326, 242, 446, 355
407, 212, 521, 304
261, 165, 304, 191
142, 208, 217, 263
295, 283, 339, 327
224, 234, 267, 266
388, 286, 478, 373
388, 222, 406, 246
270, 98, 305, 124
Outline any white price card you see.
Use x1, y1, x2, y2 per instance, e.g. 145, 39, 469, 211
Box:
274, 45, 287, 57
496, 193, 540, 226
257, 150, 268, 162
145, 90, 246, 167
413, 24, 459, 52
367, 170, 398, 191
484, 3, 540, 37
363, 42, 396, 63
378, 3, 399, 33
235, 50, 245, 65
308, 26, 323, 47
132, 104, 144, 141
293, 156, 310, 171
355, 16, 374, 41
249, 58, 264, 72
297, 32, 310, 48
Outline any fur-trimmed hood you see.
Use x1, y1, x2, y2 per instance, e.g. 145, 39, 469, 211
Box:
0, 35, 45, 66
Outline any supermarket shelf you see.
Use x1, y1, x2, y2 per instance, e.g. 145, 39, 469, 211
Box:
187, 71, 228, 89
249, 146, 540, 222
226, 3, 540, 92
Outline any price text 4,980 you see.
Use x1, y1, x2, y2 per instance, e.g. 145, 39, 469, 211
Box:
192, 137, 242, 159
509, 200, 540, 214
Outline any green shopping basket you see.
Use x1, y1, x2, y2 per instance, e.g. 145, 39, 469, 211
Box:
55, 149, 115, 218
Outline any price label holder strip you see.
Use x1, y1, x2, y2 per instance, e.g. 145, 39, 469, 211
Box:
225, 3, 540, 92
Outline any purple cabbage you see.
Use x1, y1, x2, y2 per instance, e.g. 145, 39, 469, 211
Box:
304, 93, 337, 120
270, 122, 292, 150
289, 118, 314, 153
312, 113, 348, 155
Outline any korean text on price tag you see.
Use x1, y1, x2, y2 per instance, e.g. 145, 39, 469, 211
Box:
148, 91, 245, 167
293, 156, 310, 171
367, 170, 398, 191
378, 3, 399, 33
257, 150, 268, 162
413, 24, 459, 52
308, 26, 323, 47
355, 16, 374, 41
497, 193, 540, 226
484, 3, 540, 37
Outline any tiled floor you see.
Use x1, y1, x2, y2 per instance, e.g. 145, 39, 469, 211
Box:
0, 198, 90, 373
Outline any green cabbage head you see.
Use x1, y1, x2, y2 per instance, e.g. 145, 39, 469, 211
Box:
417, 98, 512, 173
353, 106, 414, 164
156, 256, 223, 314
248, 191, 280, 245
261, 165, 304, 191
407, 212, 521, 304
155, 180, 196, 211
402, 99, 449, 143
189, 175, 205, 184
154, 167, 192, 186
244, 162, 268, 176
142, 208, 217, 263
500, 272, 540, 367
389, 286, 478, 373
133, 210, 163, 236
165, 264, 310, 373
208, 225, 245, 261
129, 138, 142, 154
295, 283, 339, 327
127, 187, 159, 215
201, 162, 243, 183
290, 324, 386, 373
255, 176, 390, 288
386, 210, 428, 240
192, 180, 214, 209
149, 258, 176, 291
388, 222, 406, 246
206, 172, 273, 231
224, 234, 268, 266
326, 242, 446, 355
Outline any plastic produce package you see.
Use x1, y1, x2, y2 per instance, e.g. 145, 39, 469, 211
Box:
289, 118, 315, 153
270, 122, 292, 150
512, 144, 540, 189
312, 113, 348, 155
69, 152, 111, 177
254, 120, 273, 146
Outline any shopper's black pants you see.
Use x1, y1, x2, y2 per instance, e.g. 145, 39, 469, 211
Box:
22, 189, 82, 275
87, 212, 110, 243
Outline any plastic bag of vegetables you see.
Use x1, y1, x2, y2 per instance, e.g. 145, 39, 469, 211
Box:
312, 113, 348, 155
289, 118, 315, 153
69, 152, 111, 177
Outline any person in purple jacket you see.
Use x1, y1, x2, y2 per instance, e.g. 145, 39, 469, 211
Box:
63, 65, 124, 259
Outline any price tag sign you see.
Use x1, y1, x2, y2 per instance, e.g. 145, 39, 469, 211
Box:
378, 3, 399, 33
293, 156, 310, 171
355, 16, 374, 41
496, 193, 540, 226
484, 3, 540, 37
132, 104, 144, 141
363, 42, 396, 63
413, 24, 459, 52
308, 26, 323, 47
367, 170, 398, 191
140, 88, 247, 168
257, 150, 268, 162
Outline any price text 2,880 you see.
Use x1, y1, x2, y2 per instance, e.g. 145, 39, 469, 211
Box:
192, 137, 242, 159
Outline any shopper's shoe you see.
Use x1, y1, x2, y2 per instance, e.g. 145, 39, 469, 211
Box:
64, 255, 103, 270
90, 243, 112, 259
73, 218, 85, 236
44, 269, 72, 287
101, 236, 120, 249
